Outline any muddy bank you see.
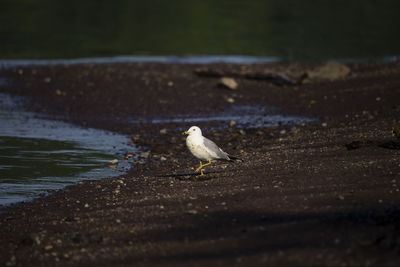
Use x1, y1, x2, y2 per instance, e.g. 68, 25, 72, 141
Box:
1, 61, 400, 266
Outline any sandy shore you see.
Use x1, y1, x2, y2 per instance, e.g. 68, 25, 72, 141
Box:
1, 61, 400, 266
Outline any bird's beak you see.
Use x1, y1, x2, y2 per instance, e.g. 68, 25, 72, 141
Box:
182, 131, 189, 135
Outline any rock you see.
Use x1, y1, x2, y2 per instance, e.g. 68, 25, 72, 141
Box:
55, 89, 66, 96
229, 120, 237, 127
124, 153, 133, 159
187, 209, 198, 215
108, 159, 118, 165
219, 77, 238, 90
226, 97, 235, 103
160, 156, 167, 161
159, 128, 168, 135
307, 62, 351, 81
139, 151, 150, 159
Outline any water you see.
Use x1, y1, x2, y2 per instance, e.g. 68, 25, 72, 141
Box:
129, 105, 314, 129
1, 0, 400, 61
0, 94, 135, 206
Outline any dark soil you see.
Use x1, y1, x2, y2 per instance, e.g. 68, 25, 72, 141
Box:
1, 61, 400, 266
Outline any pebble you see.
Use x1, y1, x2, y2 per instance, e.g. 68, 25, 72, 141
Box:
160, 128, 168, 134
219, 77, 238, 90
124, 153, 133, 159
109, 159, 118, 165
187, 210, 198, 215
139, 151, 150, 159
226, 97, 235, 103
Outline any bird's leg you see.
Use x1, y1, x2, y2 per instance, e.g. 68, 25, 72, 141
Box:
202, 160, 212, 168
195, 160, 212, 175
195, 161, 203, 173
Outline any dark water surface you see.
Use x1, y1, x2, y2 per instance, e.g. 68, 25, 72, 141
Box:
0, 94, 134, 206
1, 0, 400, 61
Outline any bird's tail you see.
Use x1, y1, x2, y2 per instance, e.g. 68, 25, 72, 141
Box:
228, 155, 243, 162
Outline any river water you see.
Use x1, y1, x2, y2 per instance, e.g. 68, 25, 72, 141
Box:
1, 0, 400, 61
0, 94, 134, 206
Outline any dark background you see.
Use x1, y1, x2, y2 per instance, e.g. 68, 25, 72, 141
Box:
1, 0, 400, 60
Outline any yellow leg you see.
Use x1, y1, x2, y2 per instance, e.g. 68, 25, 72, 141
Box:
195, 161, 203, 172
195, 160, 212, 174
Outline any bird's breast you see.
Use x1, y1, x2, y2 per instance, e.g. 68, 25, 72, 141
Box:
186, 136, 211, 161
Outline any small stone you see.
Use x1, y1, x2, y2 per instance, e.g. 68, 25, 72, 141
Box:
116, 219, 121, 223
338, 195, 345, 200
187, 210, 198, 215
167, 81, 174, 87
160, 156, 167, 161
44, 77, 51, 83
219, 77, 238, 90
376, 97, 381, 101
139, 151, 150, 159
229, 120, 237, 127
45, 245, 53, 251
84, 203, 89, 208
124, 153, 133, 159
160, 128, 168, 135
226, 97, 235, 103
108, 159, 118, 165
322, 122, 328, 127
280, 129, 286, 135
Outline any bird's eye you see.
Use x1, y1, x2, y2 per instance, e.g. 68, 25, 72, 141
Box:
193, 129, 196, 131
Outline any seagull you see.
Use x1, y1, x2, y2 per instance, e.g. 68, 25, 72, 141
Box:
183, 126, 242, 175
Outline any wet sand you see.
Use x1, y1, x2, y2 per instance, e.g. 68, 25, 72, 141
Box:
1, 61, 400, 266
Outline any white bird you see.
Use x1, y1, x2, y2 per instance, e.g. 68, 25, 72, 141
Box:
183, 126, 242, 175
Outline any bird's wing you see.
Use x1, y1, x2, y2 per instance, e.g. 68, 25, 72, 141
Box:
203, 137, 230, 161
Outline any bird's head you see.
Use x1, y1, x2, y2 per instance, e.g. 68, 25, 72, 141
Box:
183, 126, 202, 136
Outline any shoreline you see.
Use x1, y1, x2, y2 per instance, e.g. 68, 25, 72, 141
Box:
1, 61, 400, 266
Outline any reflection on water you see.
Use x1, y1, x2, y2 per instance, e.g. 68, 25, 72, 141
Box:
1, 0, 400, 60
0, 94, 134, 206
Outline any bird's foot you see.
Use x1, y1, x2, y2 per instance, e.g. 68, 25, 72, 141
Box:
195, 162, 204, 173
195, 161, 211, 174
